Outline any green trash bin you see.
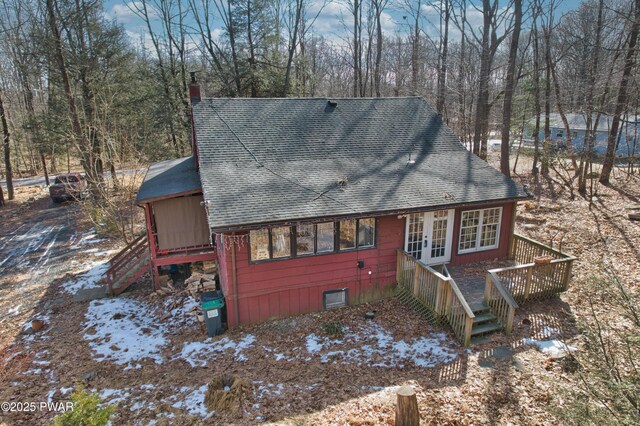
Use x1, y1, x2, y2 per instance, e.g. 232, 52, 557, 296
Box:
202, 297, 225, 337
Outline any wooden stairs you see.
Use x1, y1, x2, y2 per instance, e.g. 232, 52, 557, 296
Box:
102, 234, 151, 296
469, 303, 502, 344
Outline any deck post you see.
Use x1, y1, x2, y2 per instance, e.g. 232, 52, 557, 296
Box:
563, 259, 573, 291
412, 262, 421, 297
483, 274, 492, 304
464, 315, 473, 347
434, 279, 443, 315
396, 250, 402, 285
505, 306, 515, 334
444, 281, 453, 316
524, 266, 533, 300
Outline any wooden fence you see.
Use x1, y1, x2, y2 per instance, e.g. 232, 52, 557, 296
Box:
397, 250, 475, 346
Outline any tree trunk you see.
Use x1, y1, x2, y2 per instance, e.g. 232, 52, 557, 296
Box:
0, 90, 14, 200
500, 0, 522, 176
600, 0, 640, 184
532, 0, 541, 174
395, 386, 419, 426
542, 28, 551, 177
283, 0, 302, 96
436, 0, 450, 117
374, 0, 383, 97
41, 154, 50, 186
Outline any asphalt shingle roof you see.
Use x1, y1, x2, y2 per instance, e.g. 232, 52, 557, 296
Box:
136, 156, 202, 204
193, 97, 528, 231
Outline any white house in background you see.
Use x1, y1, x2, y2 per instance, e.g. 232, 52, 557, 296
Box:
528, 113, 639, 157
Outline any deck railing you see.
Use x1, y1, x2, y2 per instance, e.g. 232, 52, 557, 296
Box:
485, 272, 518, 333
397, 250, 475, 346
490, 234, 575, 303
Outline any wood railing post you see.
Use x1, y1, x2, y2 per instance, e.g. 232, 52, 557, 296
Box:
484, 274, 492, 304
396, 250, 402, 285
412, 263, 421, 297
464, 315, 473, 347
524, 266, 533, 301
434, 279, 443, 315
505, 306, 515, 335
563, 259, 573, 291
444, 282, 453, 316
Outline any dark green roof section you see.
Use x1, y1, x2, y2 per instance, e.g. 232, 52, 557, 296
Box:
135, 156, 202, 204
192, 97, 529, 230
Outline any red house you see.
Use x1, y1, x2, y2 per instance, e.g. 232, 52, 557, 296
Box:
126, 87, 570, 344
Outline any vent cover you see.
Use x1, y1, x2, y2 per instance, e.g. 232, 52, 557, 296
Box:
323, 288, 348, 309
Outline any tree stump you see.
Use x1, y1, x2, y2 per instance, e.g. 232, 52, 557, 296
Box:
395, 386, 419, 426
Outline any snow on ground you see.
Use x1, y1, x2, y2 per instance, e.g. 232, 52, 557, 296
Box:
523, 338, 577, 359
303, 322, 458, 368
70, 231, 107, 249
83, 298, 168, 368
178, 321, 457, 369
170, 385, 210, 417
62, 260, 110, 294
178, 335, 257, 367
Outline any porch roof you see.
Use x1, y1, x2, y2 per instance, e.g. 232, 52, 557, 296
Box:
135, 156, 202, 204
193, 97, 530, 231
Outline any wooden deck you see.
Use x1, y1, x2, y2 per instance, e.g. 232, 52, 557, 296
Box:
447, 260, 515, 309
396, 234, 576, 346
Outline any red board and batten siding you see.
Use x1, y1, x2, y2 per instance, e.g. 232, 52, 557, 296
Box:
217, 216, 404, 327
449, 201, 516, 265
216, 201, 516, 328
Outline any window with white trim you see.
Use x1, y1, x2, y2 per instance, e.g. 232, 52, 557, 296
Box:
458, 207, 502, 253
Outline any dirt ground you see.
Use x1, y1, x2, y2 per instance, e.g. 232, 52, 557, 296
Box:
0, 154, 638, 425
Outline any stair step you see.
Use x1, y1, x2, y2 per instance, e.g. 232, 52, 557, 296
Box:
473, 313, 498, 324
471, 321, 503, 336
469, 302, 491, 314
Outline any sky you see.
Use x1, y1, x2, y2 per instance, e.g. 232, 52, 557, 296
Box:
102, 0, 583, 52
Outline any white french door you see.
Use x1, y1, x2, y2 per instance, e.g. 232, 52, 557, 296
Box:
404, 209, 455, 265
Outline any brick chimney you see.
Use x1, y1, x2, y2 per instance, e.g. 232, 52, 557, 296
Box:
189, 71, 201, 103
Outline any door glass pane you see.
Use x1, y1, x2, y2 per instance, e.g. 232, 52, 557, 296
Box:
296, 224, 315, 255
272, 226, 291, 258
406, 214, 424, 259
317, 222, 334, 253
431, 211, 448, 259
357, 218, 375, 247
339, 219, 356, 250
250, 229, 269, 260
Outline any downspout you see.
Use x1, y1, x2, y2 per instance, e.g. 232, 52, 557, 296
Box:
231, 232, 239, 326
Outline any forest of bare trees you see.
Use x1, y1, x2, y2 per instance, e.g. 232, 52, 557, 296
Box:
0, 0, 639, 206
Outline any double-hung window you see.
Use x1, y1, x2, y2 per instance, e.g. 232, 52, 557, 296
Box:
458, 207, 502, 253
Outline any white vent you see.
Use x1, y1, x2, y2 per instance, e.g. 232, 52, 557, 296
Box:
323, 289, 348, 309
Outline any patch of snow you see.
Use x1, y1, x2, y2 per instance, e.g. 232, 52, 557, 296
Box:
83, 298, 168, 368
304, 322, 458, 368
7, 304, 22, 316
178, 334, 256, 367
62, 260, 110, 294
523, 338, 577, 359
98, 388, 131, 406
164, 297, 199, 331
306, 334, 324, 353
170, 385, 210, 417
60, 387, 73, 395
254, 381, 285, 399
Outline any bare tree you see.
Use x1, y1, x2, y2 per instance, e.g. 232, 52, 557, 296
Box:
600, 0, 640, 184
0, 89, 13, 200
500, 0, 522, 176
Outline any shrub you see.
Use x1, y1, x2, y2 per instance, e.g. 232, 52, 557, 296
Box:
53, 386, 115, 426
324, 321, 344, 338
